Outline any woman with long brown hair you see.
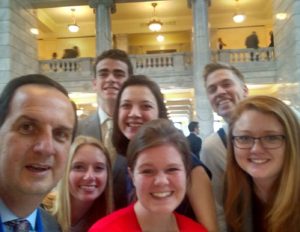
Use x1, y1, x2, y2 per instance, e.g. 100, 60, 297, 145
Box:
224, 96, 300, 232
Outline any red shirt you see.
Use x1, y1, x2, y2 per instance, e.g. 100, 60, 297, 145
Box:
89, 204, 207, 232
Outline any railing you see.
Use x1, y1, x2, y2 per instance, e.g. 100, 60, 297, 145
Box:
130, 52, 192, 73
39, 48, 275, 76
39, 57, 94, 74
211, 47, 275, 63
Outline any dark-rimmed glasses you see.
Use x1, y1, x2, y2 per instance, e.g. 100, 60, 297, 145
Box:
232, 135, 285, 149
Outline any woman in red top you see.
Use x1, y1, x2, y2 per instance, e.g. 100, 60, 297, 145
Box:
89, 119, 207, 232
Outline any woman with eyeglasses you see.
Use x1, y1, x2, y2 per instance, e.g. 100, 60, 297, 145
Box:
224, 95, 300, 232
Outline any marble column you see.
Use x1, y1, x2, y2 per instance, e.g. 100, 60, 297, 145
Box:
89, 0, 115, 55
189, 0, 214, 138
0, 0, 38, 91
273, 0, 300, 115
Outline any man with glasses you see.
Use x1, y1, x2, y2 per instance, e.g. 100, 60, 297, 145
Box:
200, 62, 248, 231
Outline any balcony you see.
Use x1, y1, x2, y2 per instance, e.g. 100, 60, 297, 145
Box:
39, 47, 277, 92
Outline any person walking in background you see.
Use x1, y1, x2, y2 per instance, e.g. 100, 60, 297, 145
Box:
224, 96, 300, 232
217, 38, 226, 50
52, 135, 113, 232
245, 31, 259, 61
89, 119, 208, 232
200, 62, 248, 232
186, 121, 202, 158
0, 74, 77, 232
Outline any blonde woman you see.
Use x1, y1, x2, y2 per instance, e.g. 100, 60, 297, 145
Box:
224, 96, 300, 232
52, 135, 113, 232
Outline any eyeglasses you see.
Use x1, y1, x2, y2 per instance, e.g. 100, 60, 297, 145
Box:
232, 135, 285, 149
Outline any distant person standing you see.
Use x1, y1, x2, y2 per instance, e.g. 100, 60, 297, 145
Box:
217, 38, 226, 50
267, 31, 274, 60
245, 31, 259, 61
186, 121, 202, 158
72, 46, 79, 58
51, 52, 58, 72
52, 52, 57, 59
268, 31, 274, 47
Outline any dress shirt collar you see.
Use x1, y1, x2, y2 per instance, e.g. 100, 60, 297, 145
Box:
0, 198, 37, 230
223, 123, 229, 134
97, 108, 110, 125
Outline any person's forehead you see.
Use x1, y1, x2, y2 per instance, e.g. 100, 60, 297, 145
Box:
206, 69, 240, 85
96, 58, 128, 71
10, 84, 73, 113
121, 85, 156, 101
15, 84, 67, 98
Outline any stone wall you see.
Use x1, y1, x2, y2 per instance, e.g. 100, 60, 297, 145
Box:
0, 0, 38, 91
273, 0, 300, 111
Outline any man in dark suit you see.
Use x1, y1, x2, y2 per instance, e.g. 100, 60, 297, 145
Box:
186, 121, 202, 158
0, 74, 77, 231
245, 31, 259, 61
76, 49, 133, 210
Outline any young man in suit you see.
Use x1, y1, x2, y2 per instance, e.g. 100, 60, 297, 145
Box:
76, 49, 133, 209
186, 121, 202, 158
0, 74, 77, 231
77, 49, 133, 163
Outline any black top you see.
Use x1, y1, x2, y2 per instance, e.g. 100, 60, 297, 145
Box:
186, 133, 202, 157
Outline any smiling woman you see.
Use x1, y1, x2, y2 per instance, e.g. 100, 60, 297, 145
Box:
89, 119, 207, 232
51, 135, 113, 232
224, 95, 300, 232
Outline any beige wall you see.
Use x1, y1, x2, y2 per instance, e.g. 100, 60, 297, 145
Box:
38, 27, 273, 59
38, 36, 96, 59
128, 31, 191, 54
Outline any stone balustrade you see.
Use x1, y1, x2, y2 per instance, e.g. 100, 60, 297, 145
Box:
211, 47, 275, 63
39, 48, 277, 91
39, 57, 94, 75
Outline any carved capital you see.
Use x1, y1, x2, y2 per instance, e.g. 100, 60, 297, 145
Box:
187, 0, 211, 8
89, 0, 116, 13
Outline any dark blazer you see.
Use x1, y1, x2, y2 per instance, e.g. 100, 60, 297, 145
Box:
76, 111, 128, 210
76, 112, 102, 141
40, 207, 61, 231
186, 133, 202, 158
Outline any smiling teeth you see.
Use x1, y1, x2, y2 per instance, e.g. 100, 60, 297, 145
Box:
28, 164, 49, 171
128, 123, 142, 127
250, 159, 267, 164
81, 185, 96, 190
219, 100, 230, 105
152, 192, 172, 198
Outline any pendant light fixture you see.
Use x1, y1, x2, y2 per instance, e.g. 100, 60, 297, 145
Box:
232, 0, 246, 23
68, 8, 80, 33
148, 3, 163, 32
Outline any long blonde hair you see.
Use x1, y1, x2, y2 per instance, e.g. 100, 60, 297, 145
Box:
224, 96, 300, 232
52, 135, 114, 232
